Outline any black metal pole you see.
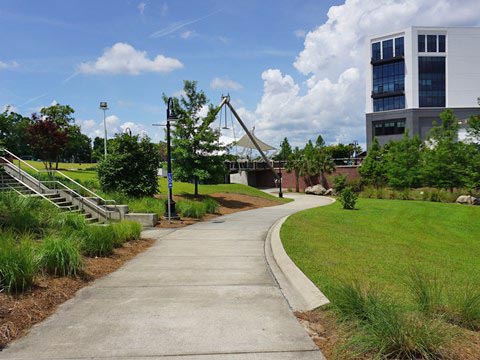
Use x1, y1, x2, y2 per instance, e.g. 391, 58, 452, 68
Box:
165, 98, 178, 219
278, 147, 283, 198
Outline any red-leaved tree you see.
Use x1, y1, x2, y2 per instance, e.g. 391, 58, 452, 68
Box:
27, 120, 68, 171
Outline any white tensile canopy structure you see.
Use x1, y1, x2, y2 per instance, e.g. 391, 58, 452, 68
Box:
230, 127, 276, 159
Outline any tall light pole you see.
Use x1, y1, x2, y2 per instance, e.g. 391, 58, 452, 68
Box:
99, 102, 108, 158
153, 98, 180, 221
278, 143, 284, 198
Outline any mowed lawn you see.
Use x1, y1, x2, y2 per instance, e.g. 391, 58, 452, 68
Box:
19, 161, 288, 203
281, 198, 480, 303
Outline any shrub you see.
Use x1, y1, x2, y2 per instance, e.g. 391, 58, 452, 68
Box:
97, 133, 161, 197
203, 198, 219, 214
51, 212, 87, 233
0, 234, 38, 293
339, 187, 357, 210
177, 200, 207, 218
333, 174, 347, 193
79, 225, 115, 257
39, 235, 83, 276
361, 186, 375, 199
111, 221, 142, 247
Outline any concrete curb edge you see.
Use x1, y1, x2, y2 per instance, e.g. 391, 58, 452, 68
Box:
265, 198, 334, 312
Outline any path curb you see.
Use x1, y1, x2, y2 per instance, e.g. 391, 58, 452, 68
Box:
265, 199, 334, 311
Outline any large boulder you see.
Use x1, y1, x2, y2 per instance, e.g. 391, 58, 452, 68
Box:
323, 188, 334, 196
456, 195, 479, 205
305, 184, 327, 195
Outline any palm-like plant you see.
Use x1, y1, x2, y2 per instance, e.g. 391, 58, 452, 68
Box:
316, 150, 336, 189
285, 147, 304, 192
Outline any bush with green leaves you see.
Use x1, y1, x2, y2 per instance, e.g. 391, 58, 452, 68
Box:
0, 233, 38, 293
39, 235, 83, 276
339, 187, 357, 210
97, 133, 161, 197
332, 174, 347, 194
203, 197, 219, 214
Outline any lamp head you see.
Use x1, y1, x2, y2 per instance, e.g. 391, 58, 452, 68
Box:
99, 102, 108, 110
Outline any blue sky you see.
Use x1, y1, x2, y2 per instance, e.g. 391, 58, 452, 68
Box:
1, 0, 479, 149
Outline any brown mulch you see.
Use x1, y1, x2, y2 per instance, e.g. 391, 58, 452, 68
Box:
0, 238, 155, 350
156, 192, 280, 228
296, 309, 480, 360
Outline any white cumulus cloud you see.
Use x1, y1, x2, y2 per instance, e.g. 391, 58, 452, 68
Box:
0, 60, 19, 70
78, 42, 183, 75
249, 0, 480, 148
210, 77, 243, 91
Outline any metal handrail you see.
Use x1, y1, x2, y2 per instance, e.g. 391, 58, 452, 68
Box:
42, 180, 115, 219
0, 174, 63, 209
1, 147, 116, 209
0, 157, 46, 192
45, 170, 116, 207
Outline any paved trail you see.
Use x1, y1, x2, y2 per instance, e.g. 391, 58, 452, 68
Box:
1, 193, 332, 360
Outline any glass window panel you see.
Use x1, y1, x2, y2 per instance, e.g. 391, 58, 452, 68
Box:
394, 37, 404, 57
418, 35, 425, 52
382, 39, 393, 59
418, 56, 445, 107
438, 35, 446, 52
427, 35, 437, 52
372, 42, 381, 60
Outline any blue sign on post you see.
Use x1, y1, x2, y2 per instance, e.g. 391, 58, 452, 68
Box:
167, 173, 173, 189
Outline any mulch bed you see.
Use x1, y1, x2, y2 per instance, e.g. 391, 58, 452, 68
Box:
0, 238, 155, 350
156, 192, 280, 228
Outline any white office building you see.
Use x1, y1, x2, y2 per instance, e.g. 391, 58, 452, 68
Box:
365, 26, 480, 147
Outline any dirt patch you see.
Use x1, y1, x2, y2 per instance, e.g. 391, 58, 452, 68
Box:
0, 238, 154, 350
157, 192, 280, 228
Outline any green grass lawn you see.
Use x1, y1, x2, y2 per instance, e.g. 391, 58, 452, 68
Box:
281, 198, 480, 303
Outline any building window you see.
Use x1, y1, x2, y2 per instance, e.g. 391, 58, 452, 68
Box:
372, 61, 405, 95
418, 35, 425, 52
372, 42, 381, 60
419, 56, 446, 107
427, 35, 437, 52
373, 96, 405, 112
438, 35, 446, 52
373, 119, 406, 136
394, 37, 404, 57
382, 39, 393, 59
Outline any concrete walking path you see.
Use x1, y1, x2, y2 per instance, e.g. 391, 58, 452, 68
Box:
1, 193, 332, 359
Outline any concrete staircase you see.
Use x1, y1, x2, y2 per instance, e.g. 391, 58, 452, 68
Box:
0, 149, 122, 223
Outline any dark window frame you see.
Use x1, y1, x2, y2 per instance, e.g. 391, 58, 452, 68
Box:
418, 35, 425, 52
373, 118, 406, 136
427, 35, 437, 52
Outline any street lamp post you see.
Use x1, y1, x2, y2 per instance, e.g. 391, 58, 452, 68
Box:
165, 98, 179, 221
278, 145, 284, 198
99, 102, 108, 158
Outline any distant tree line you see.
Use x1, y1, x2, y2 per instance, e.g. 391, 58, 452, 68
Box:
360, 109, 480, 192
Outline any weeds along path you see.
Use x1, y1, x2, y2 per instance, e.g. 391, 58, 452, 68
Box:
1, 193, 332, 360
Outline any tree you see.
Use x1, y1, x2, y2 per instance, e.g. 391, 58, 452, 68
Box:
316, 150, 336, 189
63, 126, 92, 163
97, 133, 161, 197
315, 134, 325, 148
285, 146, 304, 192
467, 115, 480, 143
429, 108, 459, 142
166, 80, 224, 197
39, 104, 75, 127
359, 137, 386, 188
27, 120, 68, 171
384, 132, 423, 189
273, 137, 292, 160
0, 107, 32, 156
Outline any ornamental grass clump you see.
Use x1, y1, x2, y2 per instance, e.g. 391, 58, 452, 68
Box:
38, 235, 83, 277
111, 221, 142, 247
177, 200, 207, 219
203, 197, 219, 214
0, 233, 38, 293
79, 225, 115, 257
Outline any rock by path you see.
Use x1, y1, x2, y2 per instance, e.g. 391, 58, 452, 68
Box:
1, 194, 332, 360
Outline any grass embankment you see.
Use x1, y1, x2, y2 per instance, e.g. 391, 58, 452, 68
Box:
18, 161, 288, 207
282, 199, 480, 358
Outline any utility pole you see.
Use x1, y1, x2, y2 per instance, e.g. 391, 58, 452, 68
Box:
99, 102, 109, 158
